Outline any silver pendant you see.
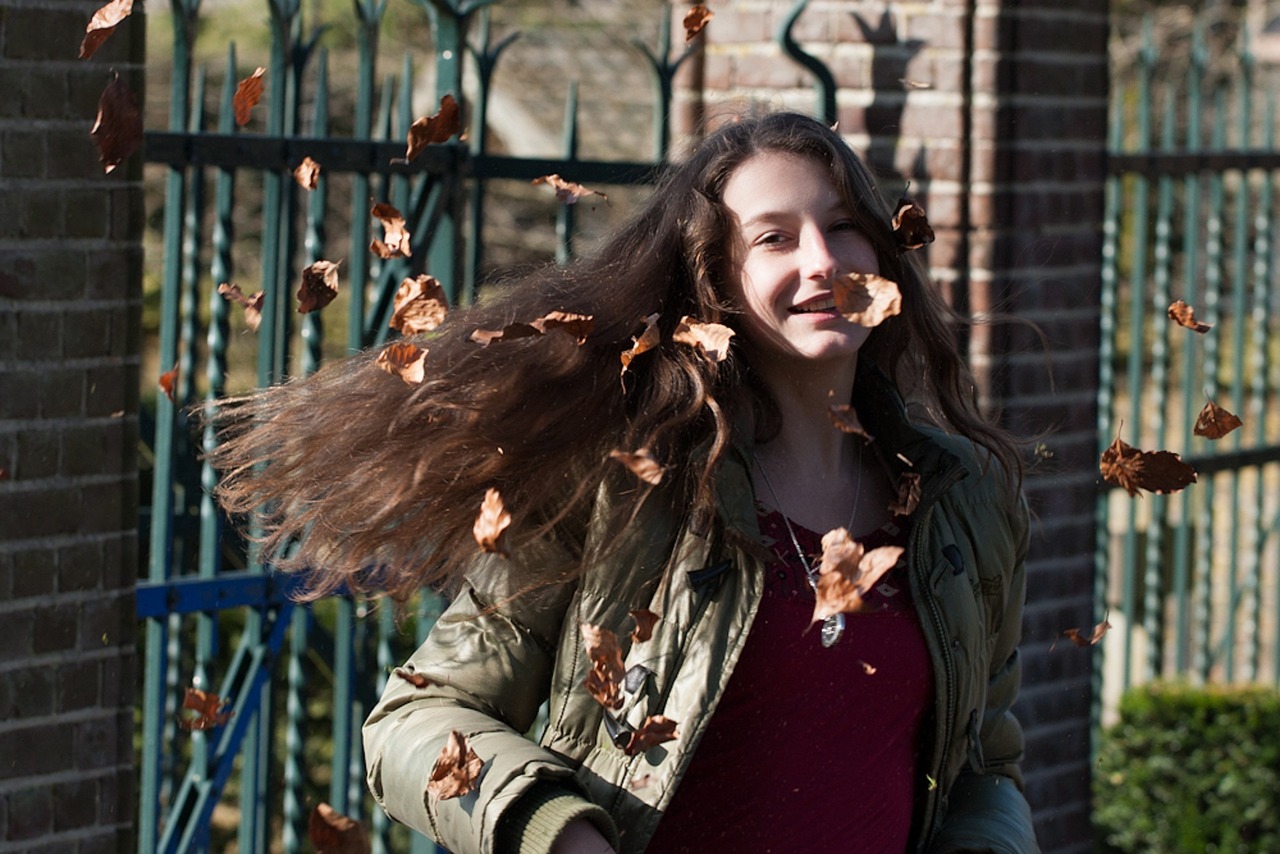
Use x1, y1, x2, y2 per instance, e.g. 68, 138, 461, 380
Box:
821, 613, 845, 647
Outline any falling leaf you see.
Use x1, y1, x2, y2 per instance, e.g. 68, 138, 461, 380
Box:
581, 623, 625, 711
858, 660, 877, 675
392, 667, 434, 689
926, 774, 937, 792
1099, 435, 1197, 497
889, 472, 921, 516
683, 4, 714, 41
470, 312, 593, 347
891, 197, 935, 251
1167, 299, 1211, 334
297, 260, 341, 314
375, 342, 428, 385
827, 402, 873, 442
159, 363, 179, 402
672, 316, 734, 362
233, 67, 266, 127
833, 273, 902, 327
293, 156, 321, 191
427, 730, 484, 801
308, 803, 371, 854
628, 774, 656, 791
369, 202, 412, 259
79, 0, 133, 60
900, 78, 932, 90
178, 687, 232, 731
629, 609, 660, 644
1033, 443, 1055, 462
1054, 619, 1112, 650
812, 529, 904, 623
609, 448, 664, 485
390, 275, 448, 335
0, 469, 9, 481
620, 313, 661, 376
624, 715, 679, 756
473, 488, 511, 556
90, 71, 143, 174
217, 282, 264, 332
532, 174, 607, 205
397, 94, 461, 164
1193, 400, 1242, 440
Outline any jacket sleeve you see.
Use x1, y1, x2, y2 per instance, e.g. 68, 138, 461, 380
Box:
930, 491, 1040, 854
363, 541, 620, 854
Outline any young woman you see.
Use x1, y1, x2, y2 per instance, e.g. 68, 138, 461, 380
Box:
210, 112, 1038, 853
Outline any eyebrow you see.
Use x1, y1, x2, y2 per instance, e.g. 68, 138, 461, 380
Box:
738, 200, 850, 231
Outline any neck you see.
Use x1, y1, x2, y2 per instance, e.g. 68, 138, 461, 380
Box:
752, 353, 859, 476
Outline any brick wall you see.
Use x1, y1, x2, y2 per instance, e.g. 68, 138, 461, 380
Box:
675, 2, 1106, 851
0, 0, 142, 850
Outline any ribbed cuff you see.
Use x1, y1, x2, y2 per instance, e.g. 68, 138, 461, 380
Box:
497, 781, 621, 854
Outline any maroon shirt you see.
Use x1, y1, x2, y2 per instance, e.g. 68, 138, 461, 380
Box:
646, 508, 933, 852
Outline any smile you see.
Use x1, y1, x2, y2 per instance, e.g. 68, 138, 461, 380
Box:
788, 297, 837, 314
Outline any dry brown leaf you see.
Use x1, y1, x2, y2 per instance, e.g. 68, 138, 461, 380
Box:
833, 273, 902, 327
398, 94, 461, 164
297, 260, 341, 314
620, 313, 661, 376
683, 4, 714, 41
375, 342, 427, 385
469, 323, 538, 347
812, 529, 904, 623
159, 363, 179, 403
629, 609, 660, 644
889, 472, 921, 516
827, 402, 873, 442
293, 156, 321, 191
900, 79, 932, 90
217, 282, 264, 332
1099, 435, 1197, 497
90, 71, 142, 174
532, 174, 607, 205
473, 488, 511, 556
858, 660, 877, 675
390, 275, 448, 335
392, 667, 434, 689
672, 316, 734, 362
609, 448, 664, 485
233, 67, 265, 127
369, 202, 412, 259
427, 730, 484, 801
581, 623, 625, 711
178, 687, 232, 731
308, 803, 371, 854
0, 468, 9, 482
1193, 400, 1242, 440
80, 0, 133, 60
624, 715, 679, 756
891, 197, 935, 251
530, 311, 594, 344
1055, 619, 1112, 650
1167, 299, 1211, 333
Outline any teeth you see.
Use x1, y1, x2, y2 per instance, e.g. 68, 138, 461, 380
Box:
793, 299, 836, 313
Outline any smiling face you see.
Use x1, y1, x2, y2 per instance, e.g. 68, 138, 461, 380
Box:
722, 150, 881, 379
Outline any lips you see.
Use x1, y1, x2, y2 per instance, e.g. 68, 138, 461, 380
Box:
788, 296, 837, 314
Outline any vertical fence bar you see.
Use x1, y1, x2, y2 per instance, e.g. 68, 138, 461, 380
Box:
349, 0, 388, 352
556, 82, 579, 266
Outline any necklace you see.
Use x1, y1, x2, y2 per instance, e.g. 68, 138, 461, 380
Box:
754, 440, 864, 648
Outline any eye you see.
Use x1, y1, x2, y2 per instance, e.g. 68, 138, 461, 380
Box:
830, 219, 858, 232
754, 231, 788, 247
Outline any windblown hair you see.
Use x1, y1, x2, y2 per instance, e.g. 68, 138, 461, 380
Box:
208, 111, 1022, 602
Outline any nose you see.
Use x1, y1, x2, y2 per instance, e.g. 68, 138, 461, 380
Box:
800, 227, 839, 281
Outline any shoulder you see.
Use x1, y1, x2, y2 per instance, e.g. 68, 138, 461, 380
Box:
916, 425, 1027, 548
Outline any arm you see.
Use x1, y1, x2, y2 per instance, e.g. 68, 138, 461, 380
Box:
363, 545, 620, 854
930, 494, 1039, 854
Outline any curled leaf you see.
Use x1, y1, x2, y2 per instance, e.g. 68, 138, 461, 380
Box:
683, 4, 714, 41
827, 401, 873, 442
90, 70, 143, 174
375, 342, 428, 385
629, 609, 660, 644
308, 803, 371, 854
398, 94, 461, 164
532, 174, 607, 205
80, 0, 134, 60
581, 623, 625, 711
673, 316, 734, 362
1099, 435, 1197, 497
470, 323, 538, 347
390, 275, 448, 335
620, 313, 661, 376
427, 730, 484, 801
624, 715, 679, 756
159, 363, 179, 402
233, 67, 266, 127
833, 273, 902, 327
178, 687, 232, 731
891, 197, 935, 251
889, 472, 921, 516
858, 660, 877, 675
609, 448, 664, 485
1167, 299, 1211, 334
1193, 400, 1242, 440
217, 282, 264, 332
392, 667, 434, 689
473, 488, 511, 556
530, 311, 594, 344
370, 202, 412, 259
293, 156, 321, 190
297, 260, 341, 313
1055, 619, 1112, 650
812, 529, 904, 623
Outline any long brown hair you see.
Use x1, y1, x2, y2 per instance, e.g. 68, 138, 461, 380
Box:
207, 111, 1021, 601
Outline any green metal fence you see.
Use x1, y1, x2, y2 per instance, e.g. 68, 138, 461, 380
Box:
1097, 13, 1280, 715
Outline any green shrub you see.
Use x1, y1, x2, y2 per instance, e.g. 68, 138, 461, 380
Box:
1094, 682, 1280, 852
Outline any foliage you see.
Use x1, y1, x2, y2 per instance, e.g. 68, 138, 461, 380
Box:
1094, 682, 1280, 852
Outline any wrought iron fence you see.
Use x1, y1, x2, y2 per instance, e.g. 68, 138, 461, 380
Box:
1097, 12, 1280, 717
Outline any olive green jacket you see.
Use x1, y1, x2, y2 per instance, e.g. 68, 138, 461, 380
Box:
364, 372, 1039, 854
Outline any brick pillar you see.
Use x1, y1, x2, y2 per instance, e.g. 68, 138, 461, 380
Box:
0, 0, 143, 849
674, 3, 1106, 851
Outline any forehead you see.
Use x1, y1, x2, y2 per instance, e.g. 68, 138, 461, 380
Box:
721, 151, 844, 221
